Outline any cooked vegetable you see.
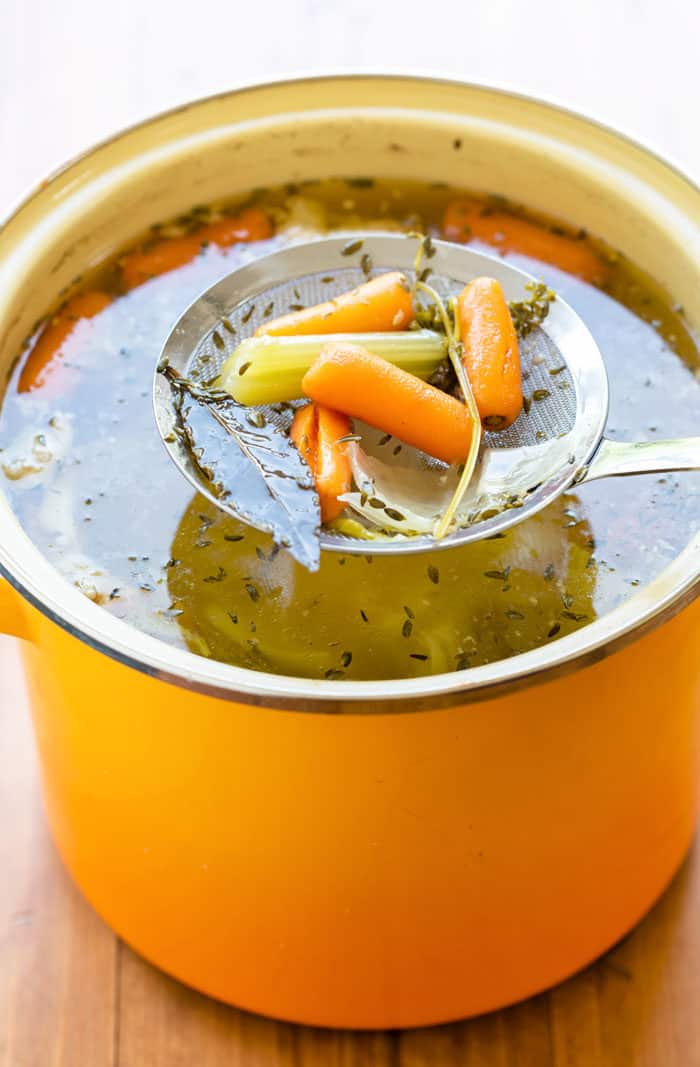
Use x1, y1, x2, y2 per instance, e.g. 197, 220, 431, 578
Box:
289, 401, 316, 469
217, 329, 446, 405
18, 291, 112, 393
121, 207, 272, 290
291, 403, 352, 522
342, 433, 458, 534
302, 342, 474, 465
443, 199, 607, 284
412, 273, 483, 539
255, 271, 414, 337
457, 277, 523, 430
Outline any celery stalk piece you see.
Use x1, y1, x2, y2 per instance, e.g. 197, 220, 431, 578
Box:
216, 330, 447, 405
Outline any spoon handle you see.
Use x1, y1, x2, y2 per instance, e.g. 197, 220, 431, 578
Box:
582, 436, 700, 483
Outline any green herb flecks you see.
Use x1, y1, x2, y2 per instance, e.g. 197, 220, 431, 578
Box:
508, 282, 556, 338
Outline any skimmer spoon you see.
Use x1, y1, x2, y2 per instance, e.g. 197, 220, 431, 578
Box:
154, 234, 700, 558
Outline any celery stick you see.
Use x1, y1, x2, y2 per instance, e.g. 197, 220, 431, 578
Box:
216, 330, 447, 405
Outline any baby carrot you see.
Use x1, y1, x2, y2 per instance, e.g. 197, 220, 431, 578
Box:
456, 277, 522, 430
18, 291, 112, 393
256, 271, 414, 337
443, 199, 607, 285
121, 206, 272, 290
302, 343, 473, 465
290, 402, 352, 522
290, 402, 317, 469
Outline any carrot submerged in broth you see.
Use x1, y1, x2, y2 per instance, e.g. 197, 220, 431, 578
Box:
443, 199, 607, 285
18, 291, 112, 393
121, 207, 272, 290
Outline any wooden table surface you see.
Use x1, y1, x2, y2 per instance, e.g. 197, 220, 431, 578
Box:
1, 2, 699, 1064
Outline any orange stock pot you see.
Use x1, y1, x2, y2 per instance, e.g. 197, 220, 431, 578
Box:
0, 76, 699, 1029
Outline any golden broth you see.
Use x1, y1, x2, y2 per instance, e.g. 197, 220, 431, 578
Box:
1, 179, 698, 680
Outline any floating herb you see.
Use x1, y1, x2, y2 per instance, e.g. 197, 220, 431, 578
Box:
360, 253, 373, 276
484, 568, 511, 582
341, 238, 364, 256
532, 389, 551, 402
410, 653, 429, 661
212, 331, 225, 351
427, 564, 440, 584
360, 609, 369, 622
247, 410, 267, 429
341, 651, 353, 668
203, 566, 227, 583
402, 619, 413, 638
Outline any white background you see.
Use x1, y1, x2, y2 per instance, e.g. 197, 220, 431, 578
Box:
0, 0, 699, 215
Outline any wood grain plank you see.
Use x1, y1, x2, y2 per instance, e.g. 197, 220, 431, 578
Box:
117, 942, 398, 1067
0, 640, 117, 1067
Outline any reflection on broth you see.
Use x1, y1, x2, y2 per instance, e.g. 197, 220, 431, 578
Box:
1, 179, 698, 680
168, 494, 596, 679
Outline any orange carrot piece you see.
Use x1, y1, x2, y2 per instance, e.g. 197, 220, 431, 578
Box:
290, 403, 352, 522
198, 207, 272, 247
121, 207, 272, 291
302, 343, 473, 465
256, 271, 414, 338
17, 291, 112, 394
315, 406, 353, 522
443, 199, 607, 284
121, 235, 201, 290
457, 277, 522, 430
290, 402, 317, 470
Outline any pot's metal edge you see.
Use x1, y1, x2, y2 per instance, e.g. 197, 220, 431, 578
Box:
1, 534, 698, 715
0, 72, 699, 714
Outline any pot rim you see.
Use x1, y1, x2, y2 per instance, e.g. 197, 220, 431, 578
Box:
1, 72, 698, 714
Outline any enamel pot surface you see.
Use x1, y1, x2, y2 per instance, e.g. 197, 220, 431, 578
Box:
0, 76, 698, 1029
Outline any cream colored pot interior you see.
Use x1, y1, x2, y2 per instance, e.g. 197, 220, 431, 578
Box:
0, 77, 698, 707
1, 78, 699, 362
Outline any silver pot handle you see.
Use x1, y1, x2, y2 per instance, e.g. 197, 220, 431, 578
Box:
581, 436, 700, 483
